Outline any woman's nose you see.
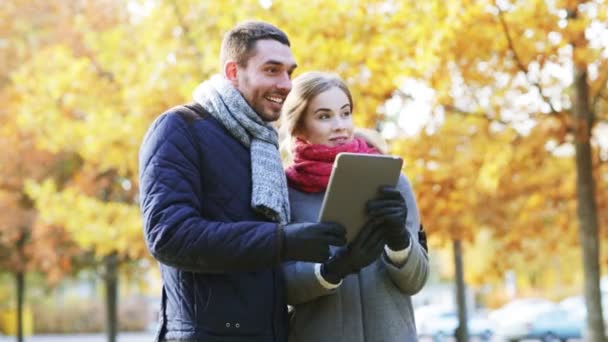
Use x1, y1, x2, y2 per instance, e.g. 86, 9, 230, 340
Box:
332, 116, 347, 130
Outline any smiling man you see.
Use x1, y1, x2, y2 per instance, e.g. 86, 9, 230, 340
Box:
138, 21, 346, 342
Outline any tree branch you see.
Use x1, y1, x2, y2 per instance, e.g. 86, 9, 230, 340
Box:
442, 104, 511, 126
496, 5, 560, 115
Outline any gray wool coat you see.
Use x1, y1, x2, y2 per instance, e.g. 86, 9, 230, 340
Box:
283, 174, 429, 342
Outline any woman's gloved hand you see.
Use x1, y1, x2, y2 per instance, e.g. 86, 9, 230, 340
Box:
366, 186, 410, 251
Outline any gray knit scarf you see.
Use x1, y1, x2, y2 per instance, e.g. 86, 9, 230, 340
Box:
192, 75, 290, 224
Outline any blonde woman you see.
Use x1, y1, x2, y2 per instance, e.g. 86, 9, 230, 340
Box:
280, 71, 429, 342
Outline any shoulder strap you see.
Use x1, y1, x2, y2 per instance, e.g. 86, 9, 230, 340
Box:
172, 102, 209, 125
170, 102, 209, 166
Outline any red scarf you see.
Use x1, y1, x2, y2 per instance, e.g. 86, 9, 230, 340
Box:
286, 137, 380, 193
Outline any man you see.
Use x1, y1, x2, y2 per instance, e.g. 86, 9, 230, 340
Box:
139, 21, 346, 342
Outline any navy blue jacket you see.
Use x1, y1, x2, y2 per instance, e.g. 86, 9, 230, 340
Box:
139, 104, 287, 342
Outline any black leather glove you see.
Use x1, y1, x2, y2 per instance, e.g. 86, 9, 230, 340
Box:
282, 222, 347, 262
321, 218, 385, 284
366, 186, 410, 251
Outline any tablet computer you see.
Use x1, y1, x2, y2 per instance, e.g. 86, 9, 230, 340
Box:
318, 152, 403, 242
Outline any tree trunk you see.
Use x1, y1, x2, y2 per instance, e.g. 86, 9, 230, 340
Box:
14, 228, 27, 342
15, 271, 24, 342
453, 239, 469, 342
103, 253, 118, 342
572, 66, 605, 342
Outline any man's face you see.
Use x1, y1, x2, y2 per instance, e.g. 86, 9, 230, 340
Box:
233, 39, 297, 122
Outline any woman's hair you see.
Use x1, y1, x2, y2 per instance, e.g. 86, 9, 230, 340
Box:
279, 71, 353, 156
354, 127, 388, 154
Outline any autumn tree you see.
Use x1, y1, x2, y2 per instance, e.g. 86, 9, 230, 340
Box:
0, 101, 83, 342
388, 1, 608, 340
3, 1, 150, 341
0, 2, 90, 341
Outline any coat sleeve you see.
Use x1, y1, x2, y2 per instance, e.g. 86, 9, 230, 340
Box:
138, 113, 281, 273
283, 261, 339, 305
380, 173, 429, 295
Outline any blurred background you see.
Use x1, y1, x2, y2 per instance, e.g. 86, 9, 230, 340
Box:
1, 0, 608, 341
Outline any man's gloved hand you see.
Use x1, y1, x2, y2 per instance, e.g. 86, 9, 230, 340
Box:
366, 186, 410, 251
320, 218, 385, 284
283, 222, 346, 262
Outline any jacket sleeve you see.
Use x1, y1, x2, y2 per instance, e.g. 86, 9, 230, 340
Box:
283, 261, 338, 305
138, 113, 282, 273
380, 173, 429, 295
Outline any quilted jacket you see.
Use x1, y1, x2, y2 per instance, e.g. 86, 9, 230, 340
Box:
138, 104, 287, 342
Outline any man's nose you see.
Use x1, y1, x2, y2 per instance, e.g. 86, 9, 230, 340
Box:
276, 72, 292, 92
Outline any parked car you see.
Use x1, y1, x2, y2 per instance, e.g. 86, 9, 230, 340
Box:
489, 298, 557, 325
560, 294, 608, 320
560, 294, 608, 340
416, 305, 493, 341
495, 307, 583, 341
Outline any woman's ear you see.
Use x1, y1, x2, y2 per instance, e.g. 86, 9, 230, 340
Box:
292, 125, 305, 140
291, 114, 307, 139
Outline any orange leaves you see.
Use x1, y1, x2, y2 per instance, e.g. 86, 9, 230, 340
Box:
0, 72, 72, 278
391, 99, 590, 285
27, 222, 80, 285
394, 0, 607, 289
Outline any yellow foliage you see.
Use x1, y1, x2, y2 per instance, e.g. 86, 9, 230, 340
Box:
477, 144, 514, 194
25, 180, 145, 260
1, 0, 607, 293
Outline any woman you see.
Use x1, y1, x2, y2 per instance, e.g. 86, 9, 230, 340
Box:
280, 71, 429, 342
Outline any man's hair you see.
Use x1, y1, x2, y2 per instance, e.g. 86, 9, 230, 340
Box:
220, 21, 291, 69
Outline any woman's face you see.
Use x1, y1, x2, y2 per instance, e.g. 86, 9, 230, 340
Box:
296, 86, 354, 147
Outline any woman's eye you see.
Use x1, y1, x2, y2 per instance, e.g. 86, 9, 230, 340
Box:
318, 113, 330, 120
342, 111, 352, 117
